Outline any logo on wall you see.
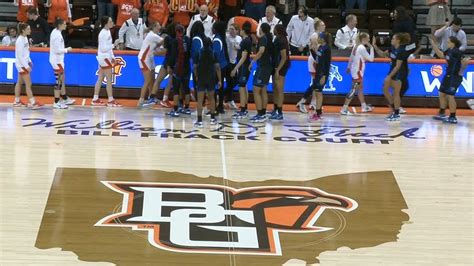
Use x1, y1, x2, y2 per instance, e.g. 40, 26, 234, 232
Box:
323, 64, 343, 92
421, 64, 473, 93
95, 56, 127, 85
35, 169, 409, 265
95, 182, 357, 255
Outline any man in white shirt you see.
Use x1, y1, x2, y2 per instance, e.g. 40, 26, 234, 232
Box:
256, 5, 281, 37
286, 6, 314, 56
434, 18, 468, 52
335, 14, 358, 50
1, 26, 17, 46
186, 5, 215, 38
118, 8, 145, 51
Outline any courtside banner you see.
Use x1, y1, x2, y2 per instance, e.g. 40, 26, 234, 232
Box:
1, 48, 473, 97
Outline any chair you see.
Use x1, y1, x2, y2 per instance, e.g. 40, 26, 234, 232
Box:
305, 0, 317, 18
373, 29, 393, 50
369, 9, 391, 32
320, 9, 342, 29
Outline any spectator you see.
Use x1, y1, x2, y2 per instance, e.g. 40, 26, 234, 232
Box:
221, 0, 241, 23
393, 6, 418, 55
256, 5, 281, 37
195, 0, 219, 18
187, 5, 215, 38
45, 0, 72, 24
97, 0, 115, 23
286, 6, 314, 56
170, 1, 192, 27
14, 0, 38, 23
426, 0, 452, 34
346, 0, 367, 10
112, 0, 141, 27
276, 0, 296, 26
118, 8, 145, 50
245, 0, 266, 22
335, 14, 358, 50
1, 26, 18, 46
434, 18, 467, 52
27, 8, 50, 46
144, 0, 169, 26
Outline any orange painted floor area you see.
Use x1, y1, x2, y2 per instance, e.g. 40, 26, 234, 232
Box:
1, 94, 473, 116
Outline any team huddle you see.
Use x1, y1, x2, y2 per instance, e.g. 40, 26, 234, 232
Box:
12, 15, 471, 126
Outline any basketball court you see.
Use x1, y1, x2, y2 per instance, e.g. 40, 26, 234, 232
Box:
0, 98, 473, 265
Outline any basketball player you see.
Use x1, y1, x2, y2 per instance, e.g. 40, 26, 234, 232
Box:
340, 32, 374, 115
270, 24, 290, 121
167, 24, 191, 117
137, 22, 164, 107
430, 37, 470, 124
308, 32, 332, 121
13, 22, 42, 109
146, 23, 175, 107
249, 23, 273, 123
49, 18, 75, 109
193, 37, 221, 127
212, 21, 230, 114
230, 21, 252, 119
296, 19, 326, 113
91, 16, 122, 107
373, 33, 411, 121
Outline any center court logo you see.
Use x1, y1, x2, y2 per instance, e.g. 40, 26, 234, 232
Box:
36, 169, 409, 265
95, 182, 357, 255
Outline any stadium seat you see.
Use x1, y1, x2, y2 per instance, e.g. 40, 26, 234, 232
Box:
305, 0, 317, 17
369, 9, 391, 32
320, 9, 342, 29
372, 29, 393, 50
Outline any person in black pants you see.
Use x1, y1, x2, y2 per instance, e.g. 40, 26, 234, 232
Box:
193, 37, 221, 127
212, 21, 230, 114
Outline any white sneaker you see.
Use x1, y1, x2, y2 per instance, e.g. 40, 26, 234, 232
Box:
340, 109, 353, 115
61, 97, 76, 105
467, 99, 474, 110
309, 104, 317, 111
53, 101, 68, 109
361, 105, 374, 113
228, 101, 238, 110
297, 103, 308, 113
399, 107, 407, 114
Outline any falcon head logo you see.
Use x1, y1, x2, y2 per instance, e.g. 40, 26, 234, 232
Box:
96, 57, 126, 85
95, 182, 357, 255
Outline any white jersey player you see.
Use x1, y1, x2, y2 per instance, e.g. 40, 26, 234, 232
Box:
340, 32, 375, 115
137, 22, 164, 107
13, 23, 43, 109
49, 18, 75, 109
92, 16, 122, 107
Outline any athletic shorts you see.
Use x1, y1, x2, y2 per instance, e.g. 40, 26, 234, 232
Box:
252, 65, 272, 87
440, 75, 463, 96
97, 56, 115, 69
138, 56, 155, 72
311, 75, 326, 92
237, 65, 250, 87
276, 62, 290, 76
391, 71, 408, 82
172, 74, 191, 94
49, 59, 65, 73
197, 80, 216, 92
16, 62, 32, 75
351, 68, 364, 82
